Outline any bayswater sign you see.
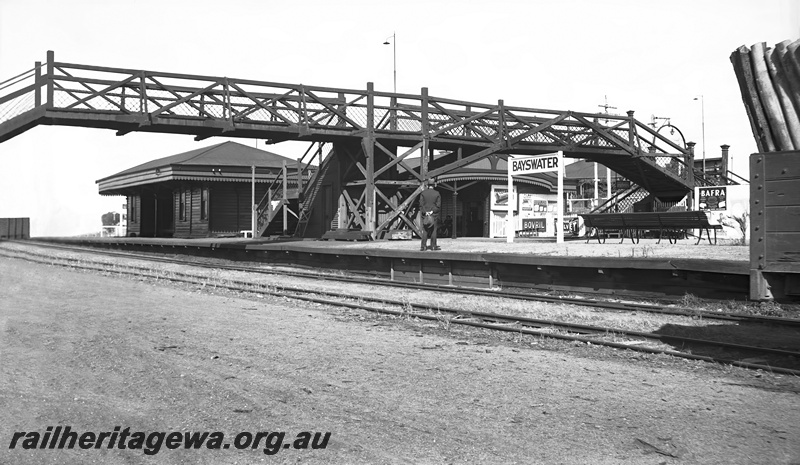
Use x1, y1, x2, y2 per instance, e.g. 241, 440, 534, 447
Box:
511, 154, 561, 175
507, 152, 564, 244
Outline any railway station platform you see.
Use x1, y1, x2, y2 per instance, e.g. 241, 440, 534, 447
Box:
23, 235, 749, 301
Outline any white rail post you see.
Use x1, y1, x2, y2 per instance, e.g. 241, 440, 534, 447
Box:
506, 160, 514, 243
251, 165, 256, 239
557, 151, 564, 244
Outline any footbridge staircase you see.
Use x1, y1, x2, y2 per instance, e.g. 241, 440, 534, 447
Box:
254, 141, 335, 237
0, 51, 722, 238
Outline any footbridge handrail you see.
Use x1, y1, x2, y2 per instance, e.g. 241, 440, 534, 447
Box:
1, 51, 692, 163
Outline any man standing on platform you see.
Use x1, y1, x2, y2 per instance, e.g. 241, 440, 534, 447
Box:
419, 180, 441, 251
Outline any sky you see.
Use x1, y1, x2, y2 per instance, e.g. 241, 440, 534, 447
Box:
0, 0, 798, 236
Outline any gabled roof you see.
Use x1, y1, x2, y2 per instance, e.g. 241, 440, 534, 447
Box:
99, 141, 296, 180
97, 141, 303, 195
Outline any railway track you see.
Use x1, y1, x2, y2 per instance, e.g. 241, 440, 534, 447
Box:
3, 241, 800, 376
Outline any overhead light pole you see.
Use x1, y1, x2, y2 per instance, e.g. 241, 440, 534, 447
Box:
383, 32, 396, 93
693, 95, 706, 174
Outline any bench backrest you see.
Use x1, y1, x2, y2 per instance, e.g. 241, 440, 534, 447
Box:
581, 211, 717, 229
658, 211, 715, 228
581, 213, 624, 228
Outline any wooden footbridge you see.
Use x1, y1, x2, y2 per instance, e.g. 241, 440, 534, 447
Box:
0, 51, 719, 238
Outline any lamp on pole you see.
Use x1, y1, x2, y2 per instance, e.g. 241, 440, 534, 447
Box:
693, 95, 706, 174
383, 32, 396, 93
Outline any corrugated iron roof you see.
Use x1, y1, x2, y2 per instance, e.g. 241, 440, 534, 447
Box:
96, 141, 299, 182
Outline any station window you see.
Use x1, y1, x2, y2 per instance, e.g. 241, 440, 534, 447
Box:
201, 188, 209, 220
179, 190, 187, 221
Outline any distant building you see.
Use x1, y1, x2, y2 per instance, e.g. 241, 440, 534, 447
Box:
97, 141, 299, 238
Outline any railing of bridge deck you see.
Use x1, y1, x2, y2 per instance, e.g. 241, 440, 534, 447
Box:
1, 52, 695, 164
0, 59, 47, 124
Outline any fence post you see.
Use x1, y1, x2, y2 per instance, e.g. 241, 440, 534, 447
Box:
498, 99, 506, 145
46, 51, 54, 108
627, 110, 636, 146
390, 95, 397, 131
140, 71, 148, 115
34, 60, 41, 107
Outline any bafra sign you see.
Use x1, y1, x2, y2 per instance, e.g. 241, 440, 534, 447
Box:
507, 152, 564, 244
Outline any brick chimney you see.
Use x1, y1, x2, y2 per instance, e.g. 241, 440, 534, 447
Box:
720, 144, 730, 176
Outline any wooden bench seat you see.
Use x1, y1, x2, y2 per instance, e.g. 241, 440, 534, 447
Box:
580, 211, 723, 245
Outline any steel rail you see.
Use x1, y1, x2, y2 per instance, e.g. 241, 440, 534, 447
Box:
233, 276, 800, 360
15, 239, 800, 327
3, 249, 799, 377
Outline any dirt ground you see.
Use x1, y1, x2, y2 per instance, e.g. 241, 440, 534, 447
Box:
1, 257, 798, 465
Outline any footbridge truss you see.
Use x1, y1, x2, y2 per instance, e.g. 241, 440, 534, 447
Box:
0, 51, 715, 238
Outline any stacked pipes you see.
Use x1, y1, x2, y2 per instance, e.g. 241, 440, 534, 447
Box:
730, 39, 800, 152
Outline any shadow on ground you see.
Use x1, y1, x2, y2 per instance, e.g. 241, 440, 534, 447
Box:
652, 322, 800, 371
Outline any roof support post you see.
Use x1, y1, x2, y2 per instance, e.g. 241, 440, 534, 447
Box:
296, 160, 303, 206
452, 179, 458, 239
282, 160, 288, 235
251, 165, 256, 239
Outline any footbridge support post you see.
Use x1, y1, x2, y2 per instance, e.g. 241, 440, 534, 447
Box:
686, 141, 697, 208
421, 87, 430, 182
363, 82, 376, 236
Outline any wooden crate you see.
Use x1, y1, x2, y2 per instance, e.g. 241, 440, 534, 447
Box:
750, 151, 800, 300
0, 217, 30, 239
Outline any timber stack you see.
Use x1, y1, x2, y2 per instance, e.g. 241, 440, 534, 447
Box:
730, 39, 800, 152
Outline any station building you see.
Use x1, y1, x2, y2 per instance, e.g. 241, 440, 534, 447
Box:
96, 141, 301, 238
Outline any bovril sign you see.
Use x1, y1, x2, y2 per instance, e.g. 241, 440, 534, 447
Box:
510, 154, 561, 175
